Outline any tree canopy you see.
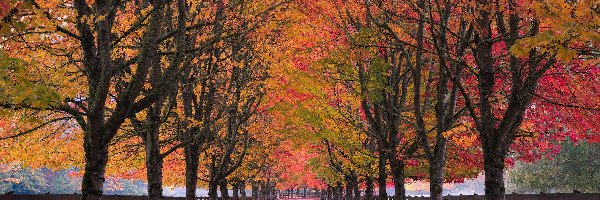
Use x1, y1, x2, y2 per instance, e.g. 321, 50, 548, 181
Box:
0, 0, 598, 200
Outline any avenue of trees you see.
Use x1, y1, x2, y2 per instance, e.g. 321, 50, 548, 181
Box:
0, 0, 598, 200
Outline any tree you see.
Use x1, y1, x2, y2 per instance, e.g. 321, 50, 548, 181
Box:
458, 0, 599, 199
1, 1, 598, 200
0, 0, 206, 199
127, 0, 190, 199
2, 1, 285, 199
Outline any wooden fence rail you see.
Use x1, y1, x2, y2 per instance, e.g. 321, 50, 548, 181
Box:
1, 193, 600, 200
0, 194, 258, 200
401, 193, 600, 200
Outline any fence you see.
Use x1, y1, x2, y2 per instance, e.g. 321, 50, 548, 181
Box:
0, 194, 257, 200
1, 193, 599, 200
307, 193, 600, 200
401, 193, 600, 200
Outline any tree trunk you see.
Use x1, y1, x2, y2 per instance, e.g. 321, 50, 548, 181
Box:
389, 157, 405, 200
366, 176, 374, 200
146, 147, 163, 200
326, 185, 333, 200
377, 152, 388, 200
336, 182, 343, 200
146, 123, 164, 200
185, 144, 199, 200
81, 141, 109, 200
220, 178, 230, 199
209, 180, 219, 200
345, 179, 353, 200
303, 186, 307, 198
473, 2, 506, 199
240, 181, 247, 200
251, 181, 259, 199
353, 178, 360, 199
331, 184, 337, 200
429, 160, 445, 200
233, 182, 240, 199
484, 151, 506, 200
262, 182, 270, 200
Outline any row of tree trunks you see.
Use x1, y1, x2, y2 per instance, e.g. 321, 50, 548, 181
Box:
249, 180, 276, 200
231, 181, 247, 199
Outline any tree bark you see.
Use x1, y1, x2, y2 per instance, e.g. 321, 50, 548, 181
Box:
345, 173, 359, 199
377, 152, 387, 200
233, 182, 240, 199
251, 181, 259, 199
81, 140, 109, 200
336, 182, 343, 200
333, 185, 337, 200
474, 1, 501, 199
365, 175, 374, 200
146, 140, 163, 200
240, 181, 247, 200
220, 178, 230, 199
389, 158, 405, 200
484, 150, 506, 200
262, 182, 272, 200
145, 104, 165, 200
345, 179, 353, 200
209, 180, 219, 200
429, 161, 445, 200
353, 178, 360, 199
185, 144, 199, 200
303, 186, 308, 198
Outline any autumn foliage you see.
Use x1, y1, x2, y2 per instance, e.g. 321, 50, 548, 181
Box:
0, 0, 598, 200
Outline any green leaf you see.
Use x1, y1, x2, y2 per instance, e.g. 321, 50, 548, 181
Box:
510, 43, 528, 57
556, 46, 576, 62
